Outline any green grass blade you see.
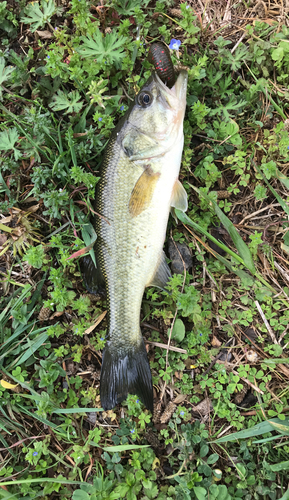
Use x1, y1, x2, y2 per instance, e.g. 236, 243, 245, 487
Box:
67, 125, 77, 168
101, 444, 150, 452
52, 407, 103, 414
270, 461, 289, 472
0, 489, 18, 499
213, 418, 289, 443
275, 168, 289, 190
279, 489, 289, 500
262, 358, 289, 366
14, 332, 49, 367
0, 170, 10, 195
244, 63, 287, 120
267, 420, 289, 435
211, 200, 256, 274
188, 185, 256, 274
0, 478, 83, 487
253, 161, 289, 217
175, 209, 245, 267
1, 368, 39, 397
0, 420, 12, 434
17, 404, 59, 429
208, 247, 254, 284
253, 435, 282, 444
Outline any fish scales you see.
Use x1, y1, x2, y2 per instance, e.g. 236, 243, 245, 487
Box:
82, 70, 188, 411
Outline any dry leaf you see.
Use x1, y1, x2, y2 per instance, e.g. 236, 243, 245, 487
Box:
0, 234, 7, 246
152, 457, 160, 469
24, 197, 38, 203
192, 397, 213, 416
173, 393, 187, 404
36, 30, 52, 38
0, 216, 12, 224
211, 335, 222, 347
50, 311, 64, 319
103, 409, 117, 422
27, 204, 40, 213
85, 311, 107, 334
1, 379, 18, 390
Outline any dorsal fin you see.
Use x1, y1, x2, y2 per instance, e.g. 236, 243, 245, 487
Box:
80, 249, 106, 296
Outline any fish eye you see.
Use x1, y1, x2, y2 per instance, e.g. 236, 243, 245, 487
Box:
137, 91, 153, 108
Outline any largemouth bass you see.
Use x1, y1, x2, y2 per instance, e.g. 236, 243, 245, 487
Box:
82, 68, 188, 411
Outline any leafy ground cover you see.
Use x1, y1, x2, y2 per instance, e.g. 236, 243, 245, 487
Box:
1, 0, 289, 498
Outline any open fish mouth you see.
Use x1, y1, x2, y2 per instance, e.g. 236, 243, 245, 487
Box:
153, 70, 188, 107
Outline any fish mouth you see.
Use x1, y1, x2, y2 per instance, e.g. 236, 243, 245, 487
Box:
153, 70, 188, 105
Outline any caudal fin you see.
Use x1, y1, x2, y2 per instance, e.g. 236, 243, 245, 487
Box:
100, 339, 153, 412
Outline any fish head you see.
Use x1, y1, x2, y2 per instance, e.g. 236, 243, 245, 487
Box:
121, 70, 188, 161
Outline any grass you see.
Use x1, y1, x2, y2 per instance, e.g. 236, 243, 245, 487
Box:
1, 0, 289, 498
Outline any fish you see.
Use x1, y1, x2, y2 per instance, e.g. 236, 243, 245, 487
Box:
81, 65, 188, 411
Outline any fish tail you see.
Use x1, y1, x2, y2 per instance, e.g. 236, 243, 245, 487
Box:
100, 339, 153, 412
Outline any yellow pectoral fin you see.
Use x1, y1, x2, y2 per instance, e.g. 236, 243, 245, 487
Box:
129, 167, 160, 217
171, 179, 188, 212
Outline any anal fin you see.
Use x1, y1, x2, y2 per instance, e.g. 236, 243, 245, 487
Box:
146, 251, 171, 290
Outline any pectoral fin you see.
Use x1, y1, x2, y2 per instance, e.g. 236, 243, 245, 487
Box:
171, 179, 188, 212
129, 167, 160, 217
146, 251, 171, 290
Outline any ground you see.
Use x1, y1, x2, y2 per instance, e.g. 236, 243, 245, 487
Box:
1, 0, 289, 499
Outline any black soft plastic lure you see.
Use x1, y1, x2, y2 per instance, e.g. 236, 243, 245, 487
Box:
148, 42, 176, 88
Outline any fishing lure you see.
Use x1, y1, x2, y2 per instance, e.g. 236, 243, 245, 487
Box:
148, 42, 176, 88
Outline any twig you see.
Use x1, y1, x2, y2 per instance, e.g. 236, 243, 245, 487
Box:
0, 435, 46, 452
202, 343, 232, 376
215, 425, 233, 439
145, 340, 187, 354
238, 203, 280, 225
231, 32, 246, 54
274, 261, 289, 286
255, 300, 278, 344
279, 324, 289, 344
231, 367, 264, 394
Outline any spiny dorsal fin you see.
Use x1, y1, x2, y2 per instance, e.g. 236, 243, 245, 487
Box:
171, 179, 188, 212
129, 166, 160, 217
146, 251, 171, 290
